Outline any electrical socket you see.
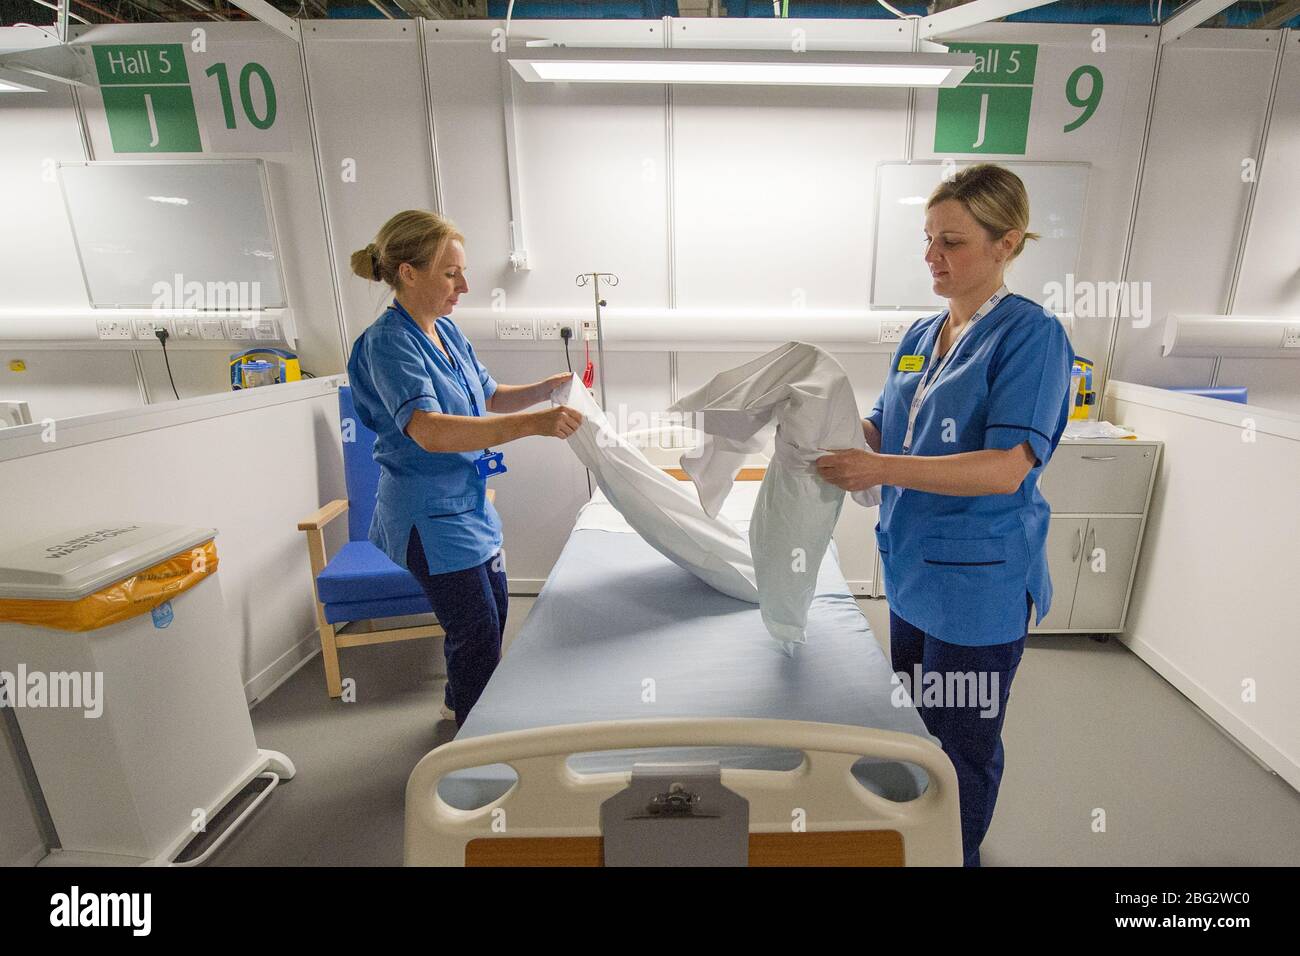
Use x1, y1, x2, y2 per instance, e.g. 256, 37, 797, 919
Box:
495, 318, 536, 341
879, 320, 906, 344
96, 320, 133, 341
199, 319, 226, 340
135, 318, 172, 340
581, 318, 598, 342
1283, 326, 1300, 349
538, 320, 566, 340
173, 319, 200, 341
253, 318, 280, 341
225, 319, 254, 340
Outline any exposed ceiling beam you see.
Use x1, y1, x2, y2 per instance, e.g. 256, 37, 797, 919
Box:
919, 0, 1062, 39
225, 0, 300, 41
1160, 0, 1237, 43
1250, 0, 1300, 28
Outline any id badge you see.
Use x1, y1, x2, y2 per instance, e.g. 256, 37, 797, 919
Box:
475, 450, 507, 479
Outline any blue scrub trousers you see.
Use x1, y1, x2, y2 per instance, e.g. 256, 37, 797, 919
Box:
889, 596, 1031, 867
406, 528, 507, 728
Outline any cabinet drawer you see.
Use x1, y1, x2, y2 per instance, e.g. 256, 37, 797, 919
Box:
1039, 443, 1157, 514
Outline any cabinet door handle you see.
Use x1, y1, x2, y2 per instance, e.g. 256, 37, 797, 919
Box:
1081, 455, 1118, 462
1072, 527, 1083, 561
1087, 527, 1097, 560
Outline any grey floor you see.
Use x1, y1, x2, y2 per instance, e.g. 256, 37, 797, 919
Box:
211, 596, 1300, 866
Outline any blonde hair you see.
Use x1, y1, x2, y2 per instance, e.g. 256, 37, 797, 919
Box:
350, 210, 464, 290
927, 163, 1039, 259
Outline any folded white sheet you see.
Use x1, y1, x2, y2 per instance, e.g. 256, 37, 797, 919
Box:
670, 342, 881, 648
552, 374, 759, 603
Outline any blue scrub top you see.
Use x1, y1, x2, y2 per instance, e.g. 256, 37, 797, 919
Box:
346, 302, 503, 575
866, 292, 1074, 646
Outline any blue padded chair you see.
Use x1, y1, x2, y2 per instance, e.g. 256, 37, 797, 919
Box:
298, 386, 493, 698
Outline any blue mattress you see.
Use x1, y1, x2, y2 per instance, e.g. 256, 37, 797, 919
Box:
438, 527, 937, 810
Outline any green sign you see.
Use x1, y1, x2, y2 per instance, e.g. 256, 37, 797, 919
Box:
935, 43, 1038, 156
94, 44, 201, 153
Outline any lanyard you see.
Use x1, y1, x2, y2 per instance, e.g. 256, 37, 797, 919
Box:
391, 300, 481, 417
390, 301, 503, 476
901, 284, 1008, 453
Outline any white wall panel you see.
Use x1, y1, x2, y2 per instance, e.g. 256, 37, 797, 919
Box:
0, 349, 141, 421
303, 20, 436, 347
673, 84, 906, 310
1110, 30, 1279, 389
1217, 33, 1300, 414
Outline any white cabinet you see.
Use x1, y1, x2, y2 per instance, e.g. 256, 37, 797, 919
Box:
1033, 440, 1161, 636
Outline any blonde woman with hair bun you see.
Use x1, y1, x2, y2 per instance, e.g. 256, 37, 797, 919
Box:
815, 164, 1074, 866
346, 210, 582, 726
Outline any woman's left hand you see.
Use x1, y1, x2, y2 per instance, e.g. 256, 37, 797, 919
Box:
815, 448, 888, 492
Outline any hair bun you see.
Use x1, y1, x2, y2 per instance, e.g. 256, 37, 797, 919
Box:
366, 243, 381, 281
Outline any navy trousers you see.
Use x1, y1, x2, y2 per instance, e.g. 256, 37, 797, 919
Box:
406, 528, 507, 727
889, 597, 1030, 867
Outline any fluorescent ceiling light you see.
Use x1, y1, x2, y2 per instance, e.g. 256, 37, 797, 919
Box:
0, 72, 45, 93
510, 49, 976, 89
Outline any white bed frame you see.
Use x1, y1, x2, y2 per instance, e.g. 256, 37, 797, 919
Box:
404, 430, 962, 866
405, 718, 961, 866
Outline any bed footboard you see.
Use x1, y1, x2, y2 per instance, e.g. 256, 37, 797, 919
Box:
404, 718, 961, 866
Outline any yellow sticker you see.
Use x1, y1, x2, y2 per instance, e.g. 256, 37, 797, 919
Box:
897, 355, 925, 372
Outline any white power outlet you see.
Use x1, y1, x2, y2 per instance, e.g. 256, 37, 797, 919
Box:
253, 318, 280, 341
1283, 326, 1300, 349
225, 319, 254, 340
879, 320, 906, 344
581, 318, 598, 342
495, 318, 536, 341
199, 319, 226, 340
538, 320, 566, 340
173, 319, 200, 341
96, 320, 133, 341
135, 318, 173, 340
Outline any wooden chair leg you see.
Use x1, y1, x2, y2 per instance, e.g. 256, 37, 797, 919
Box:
302, 525, 344, 699
320, 621, 343, 698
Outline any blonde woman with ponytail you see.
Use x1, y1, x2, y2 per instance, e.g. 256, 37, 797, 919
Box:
816, 164, 1074, 866
346, 210, 581, 727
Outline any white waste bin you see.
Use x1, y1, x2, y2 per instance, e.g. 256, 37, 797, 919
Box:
0, 523, 293, 866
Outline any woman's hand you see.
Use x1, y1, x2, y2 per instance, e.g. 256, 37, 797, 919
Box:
530, 405, 584, 439
815, 448, 888, 492
538, 372, 574, 398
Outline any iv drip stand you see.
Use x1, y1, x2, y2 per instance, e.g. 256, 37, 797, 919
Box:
575, 272, 619, 411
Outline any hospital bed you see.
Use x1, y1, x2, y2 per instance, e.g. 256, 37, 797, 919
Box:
405, 440, 961, 866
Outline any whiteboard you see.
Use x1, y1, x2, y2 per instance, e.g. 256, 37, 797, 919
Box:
58, 160, 286, 309
871, 161, 1090, 309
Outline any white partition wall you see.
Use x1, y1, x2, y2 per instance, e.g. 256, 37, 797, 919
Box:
0, 379, 348, 702
1103, 382, 1300, 792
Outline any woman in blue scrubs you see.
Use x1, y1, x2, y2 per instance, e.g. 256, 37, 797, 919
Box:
347, 210, 582, 727
816, 164, 1073, 866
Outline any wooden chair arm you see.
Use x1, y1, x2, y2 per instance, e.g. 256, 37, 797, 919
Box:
298, 499, 349, 532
